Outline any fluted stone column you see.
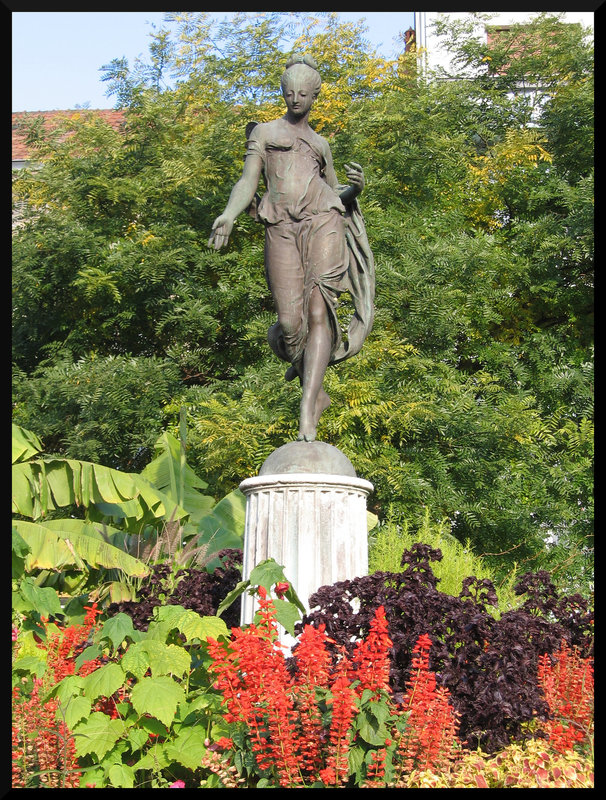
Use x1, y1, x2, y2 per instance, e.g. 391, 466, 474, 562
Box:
238, 441, 373, 641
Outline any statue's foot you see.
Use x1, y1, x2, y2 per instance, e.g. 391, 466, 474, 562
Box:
298, 397, 317, 442
298, 389, 330, 442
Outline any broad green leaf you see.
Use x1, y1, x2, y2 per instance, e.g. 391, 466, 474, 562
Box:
120, 642, 153, 680
132, 743, 170, 772
107, 763, 135, 789
121, 640, 190, 679
44, 460, 77, 507
42, 518, 125, 541
164, 726, 208, 770
215, 562, 305, 621
142, 431, 209, 490
12, 463, 35, 518
348, 745, 366, 778
91, 499, 142, 520
12, 457, 189, 524
269, 597, 301, 637
196, 488, 246, 545
72, 712, 124, 759
126, 727, 149, 753
44, 675, 84, 704
75, 644, 102, 671
147, 641, 191, 678
216, 580, 250, 619
141, 431, 214, 524
12, 424, 43, 464
59, 694, 92, 730
138, 716, 170, 737
17, 576, 63, 617
12, 655, 47, 678
356, 713, 390, 746
82, 662, 126, 701
12, 629, 44, 659
154, 604, 230, 642
14, 521, 76, 570
99, 612, 141, 652
130, 676, 185, 728
249, 558, 290, 591
12, 527, 30, 560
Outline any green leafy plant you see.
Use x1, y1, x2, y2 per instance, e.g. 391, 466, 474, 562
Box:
216, 558, 306, 637
12, 423, 180, 568
41, 605, 230, 788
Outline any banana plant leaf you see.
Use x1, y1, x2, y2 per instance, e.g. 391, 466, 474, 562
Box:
196, 488, 246, 546
12, 457, 188, 525
140, 432, 215, 524
12, 520, 150, 576
12, 424, 44, 464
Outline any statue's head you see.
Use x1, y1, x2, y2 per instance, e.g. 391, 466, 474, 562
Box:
281, 54, 322, 98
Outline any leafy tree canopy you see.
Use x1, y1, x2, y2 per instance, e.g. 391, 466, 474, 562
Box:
12, 12, 593, 594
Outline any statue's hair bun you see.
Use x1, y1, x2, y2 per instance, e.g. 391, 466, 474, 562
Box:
285, 53, 319, 71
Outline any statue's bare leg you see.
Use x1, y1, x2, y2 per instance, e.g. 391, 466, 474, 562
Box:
298, 287, 331, 441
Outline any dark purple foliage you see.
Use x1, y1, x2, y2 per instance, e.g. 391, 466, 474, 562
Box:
296, 543, 593, 753
107, 549, 242, 632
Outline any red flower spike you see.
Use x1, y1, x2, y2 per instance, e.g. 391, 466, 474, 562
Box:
207, 593, 303, 787
350, 605, 393, 699
394, 633, 461, 780
537, 640, 593, 754
320, 661, 358, 786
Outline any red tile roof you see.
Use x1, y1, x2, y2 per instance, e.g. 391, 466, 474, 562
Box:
12, 109, 126, 162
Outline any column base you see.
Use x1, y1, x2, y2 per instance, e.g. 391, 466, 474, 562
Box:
238, 470, 373, 646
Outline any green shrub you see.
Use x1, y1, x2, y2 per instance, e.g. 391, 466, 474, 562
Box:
368, 508, 521, 615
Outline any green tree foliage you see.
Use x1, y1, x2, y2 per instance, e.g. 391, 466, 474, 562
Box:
13, 355, 182, 469
12, 12, 593, 593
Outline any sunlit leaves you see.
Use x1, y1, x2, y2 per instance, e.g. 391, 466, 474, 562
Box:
73, 712, 125, 759
11, 12, 593, 591
130, 676, 186, 728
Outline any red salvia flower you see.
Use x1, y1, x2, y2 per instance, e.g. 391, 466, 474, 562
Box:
292, 623, 333, 776
362, 742, 390, 787
206, 607, 466, 788
350, 605, 392, 698
395, 632, 461, 779
538, 640, 594, 754
207, 588, 303, 787
319, 657, 358, 786
12, 602, 104, 787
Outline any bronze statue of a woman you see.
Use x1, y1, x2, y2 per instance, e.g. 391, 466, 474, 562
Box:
209, 54, 375, 442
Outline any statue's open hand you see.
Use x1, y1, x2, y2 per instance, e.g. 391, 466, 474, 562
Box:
208, 215, 234, 250
344, 162, 365, 195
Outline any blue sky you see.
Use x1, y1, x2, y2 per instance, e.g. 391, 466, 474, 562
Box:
12, 11, 416, 112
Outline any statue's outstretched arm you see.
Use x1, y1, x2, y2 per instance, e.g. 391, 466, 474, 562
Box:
208, 153, 263, 249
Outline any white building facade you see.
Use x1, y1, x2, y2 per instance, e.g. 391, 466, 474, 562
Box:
414, 11, 594, 76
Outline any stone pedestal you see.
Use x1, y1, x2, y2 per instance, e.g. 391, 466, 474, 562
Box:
238, 441, 373, 641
